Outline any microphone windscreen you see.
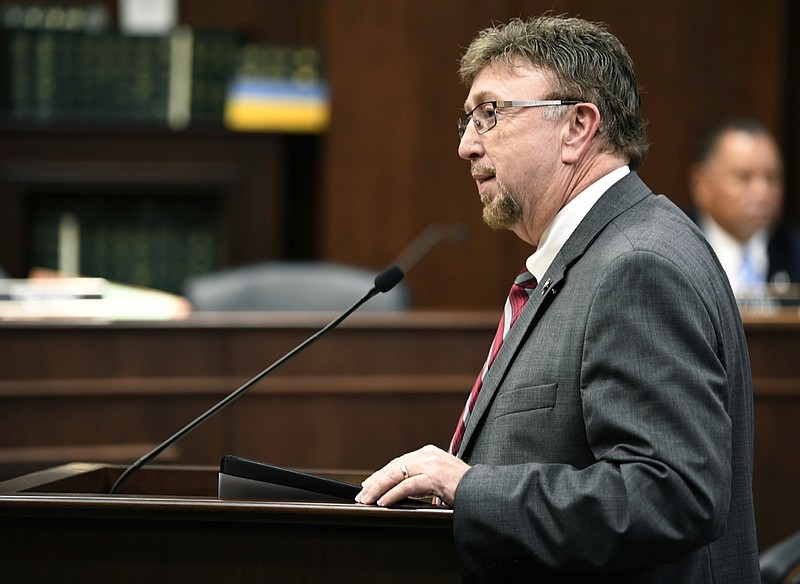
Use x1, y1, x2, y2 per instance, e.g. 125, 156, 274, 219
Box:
374, 265, 405, 293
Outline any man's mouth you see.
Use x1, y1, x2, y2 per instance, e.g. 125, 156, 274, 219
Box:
471, 167, 496, 194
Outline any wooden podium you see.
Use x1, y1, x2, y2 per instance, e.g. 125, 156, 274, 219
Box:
3, 309, 800, 549
0, 463, 461, 583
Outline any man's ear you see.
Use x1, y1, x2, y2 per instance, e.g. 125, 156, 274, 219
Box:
561, 102, 601, 164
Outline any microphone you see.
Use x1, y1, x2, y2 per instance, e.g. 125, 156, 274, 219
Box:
109, 264, 405, 494
391, 222, 468, 274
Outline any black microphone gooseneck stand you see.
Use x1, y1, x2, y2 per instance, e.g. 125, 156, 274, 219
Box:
109, 265, 405, 494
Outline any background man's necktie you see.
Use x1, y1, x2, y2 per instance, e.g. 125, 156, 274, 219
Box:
448, 269, 538, 455
739, 246, 763, 289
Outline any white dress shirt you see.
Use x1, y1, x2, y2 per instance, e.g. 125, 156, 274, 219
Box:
699, 214, 769, 297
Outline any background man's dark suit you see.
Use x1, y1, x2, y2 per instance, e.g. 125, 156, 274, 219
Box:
765, 223, 800, 283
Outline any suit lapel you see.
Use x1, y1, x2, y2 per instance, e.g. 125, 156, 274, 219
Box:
457, 172, 652, 457
457, 259, 564, 456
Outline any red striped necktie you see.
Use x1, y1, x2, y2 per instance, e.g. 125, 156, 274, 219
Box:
448, 268, 538, 456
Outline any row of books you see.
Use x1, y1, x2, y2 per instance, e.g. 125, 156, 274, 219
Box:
0, 6, 329, 132
1, 2, 110, 33
30, 193, 222, 295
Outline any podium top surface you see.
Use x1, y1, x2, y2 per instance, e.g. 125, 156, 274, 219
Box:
0, 462, 453, 528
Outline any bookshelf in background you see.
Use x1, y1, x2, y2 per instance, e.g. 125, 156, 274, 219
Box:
0, 128, 320, 294
0, 2, 239, 130
0, 2, 326, 293
29, 191, 223, 294
0, 2, 329, 132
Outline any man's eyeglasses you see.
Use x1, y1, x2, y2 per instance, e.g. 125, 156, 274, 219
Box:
457, 100, 580, 139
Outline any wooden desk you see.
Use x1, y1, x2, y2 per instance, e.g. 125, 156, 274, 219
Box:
1, 309, 799, 549
0, 463, 459, 583
742, 309, 800, 549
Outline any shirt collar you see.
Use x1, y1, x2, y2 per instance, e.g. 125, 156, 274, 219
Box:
699, 214, 769, 294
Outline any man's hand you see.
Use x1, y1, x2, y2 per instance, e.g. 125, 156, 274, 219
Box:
355, 444, 471, 507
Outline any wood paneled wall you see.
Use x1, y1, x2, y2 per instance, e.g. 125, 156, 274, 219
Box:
317, 0, 791, 308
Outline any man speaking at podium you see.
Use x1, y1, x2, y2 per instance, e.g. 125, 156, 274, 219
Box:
356, 15, 760, 583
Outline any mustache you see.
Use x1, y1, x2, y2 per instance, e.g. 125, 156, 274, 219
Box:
470, 162, 495, 176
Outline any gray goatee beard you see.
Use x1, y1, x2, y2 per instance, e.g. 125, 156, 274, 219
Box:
481, 183, 522, 230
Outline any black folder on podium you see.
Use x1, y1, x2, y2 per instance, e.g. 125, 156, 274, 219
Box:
218, 454, 431, 507
219, 455, 360, 502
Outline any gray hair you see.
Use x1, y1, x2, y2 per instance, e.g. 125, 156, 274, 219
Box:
460, 16, 649, 169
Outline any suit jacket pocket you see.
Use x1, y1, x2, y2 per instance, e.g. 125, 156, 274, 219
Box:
493, 383, 557, 419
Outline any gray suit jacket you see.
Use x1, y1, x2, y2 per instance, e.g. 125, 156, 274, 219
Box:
453, 172, 760, 583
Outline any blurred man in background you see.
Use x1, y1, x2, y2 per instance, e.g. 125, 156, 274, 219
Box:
689, 118, 800, 297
